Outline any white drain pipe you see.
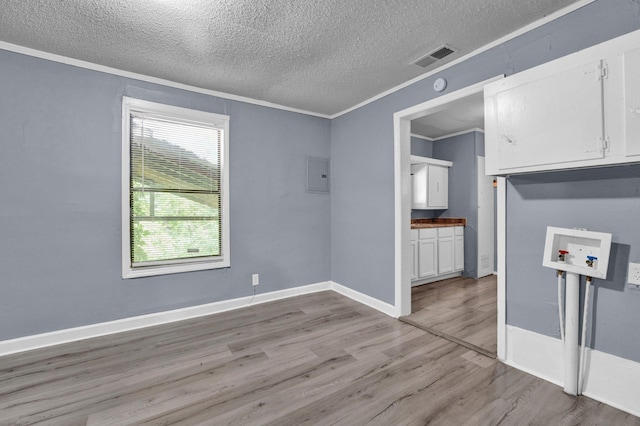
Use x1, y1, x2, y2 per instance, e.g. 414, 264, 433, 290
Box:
578, 277, 593, 393
557, 270, 565, 342
564, 271, 580, 396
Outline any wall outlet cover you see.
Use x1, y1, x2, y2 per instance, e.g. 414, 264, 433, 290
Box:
628, 263, 640, 285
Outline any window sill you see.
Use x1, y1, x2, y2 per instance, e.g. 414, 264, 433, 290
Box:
123, 258, 230, 279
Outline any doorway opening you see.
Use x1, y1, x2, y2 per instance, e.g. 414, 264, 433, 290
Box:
393, 76, 506, 359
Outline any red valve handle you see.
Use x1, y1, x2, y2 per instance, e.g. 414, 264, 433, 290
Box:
559, 250, 569, 254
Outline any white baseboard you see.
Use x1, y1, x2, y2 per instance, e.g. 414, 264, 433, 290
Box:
505, 325, 640, 417
330, 281, 399, 317
410, 272, 462, 287
0, 281, 331, 357
0, 281, 400, 357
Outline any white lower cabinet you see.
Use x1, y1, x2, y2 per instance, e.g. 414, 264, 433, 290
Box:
411, 226, 464, 286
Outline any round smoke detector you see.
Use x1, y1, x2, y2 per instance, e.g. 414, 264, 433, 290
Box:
433, 78, 447, 92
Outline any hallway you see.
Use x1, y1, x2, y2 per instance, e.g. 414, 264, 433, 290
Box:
402, 275, 497, 357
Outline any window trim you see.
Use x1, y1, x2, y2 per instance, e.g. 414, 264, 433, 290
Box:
121, 97, 230, 279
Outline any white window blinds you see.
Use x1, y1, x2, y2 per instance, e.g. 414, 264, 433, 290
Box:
126, 101, 228, 271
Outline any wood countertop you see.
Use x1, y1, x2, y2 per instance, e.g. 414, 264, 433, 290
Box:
411, 218, 466, 229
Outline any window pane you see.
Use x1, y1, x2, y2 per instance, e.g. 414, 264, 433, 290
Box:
132, 219, 220, 263
130, 111, 223, 265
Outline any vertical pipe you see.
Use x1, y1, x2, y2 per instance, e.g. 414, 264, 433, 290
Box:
557, 270, 565, 342
564, 272, 580, 396
578, 277, 593, 394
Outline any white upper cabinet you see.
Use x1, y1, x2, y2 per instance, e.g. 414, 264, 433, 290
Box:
491, 60, 605, 171
410, 156, 452, 210
485, 29, 640, 175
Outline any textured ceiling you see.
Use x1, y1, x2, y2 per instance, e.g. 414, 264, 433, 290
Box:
0, 0, 583, 116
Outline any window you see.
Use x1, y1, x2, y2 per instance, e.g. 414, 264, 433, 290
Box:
122, 97, 230, 278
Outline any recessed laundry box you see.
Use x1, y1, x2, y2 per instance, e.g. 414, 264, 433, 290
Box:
542, 226, 612, 279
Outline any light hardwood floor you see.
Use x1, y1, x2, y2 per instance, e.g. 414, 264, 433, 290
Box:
1, 290, 638, 425
405, 275, 497, 356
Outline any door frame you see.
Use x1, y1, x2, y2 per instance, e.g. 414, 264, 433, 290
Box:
392, 75, 508, 360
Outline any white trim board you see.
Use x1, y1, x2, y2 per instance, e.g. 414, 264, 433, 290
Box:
410, 133, 434, 141
433, 128, 485, 141
0, 41, 330, 119
393, 75, 504, 320
0, 281, 398, 357
331, 281, 398, 318
331, 0, 595, 118
505, 325, 640, 418
412, 128, 485, 143
0, 1, 593, 120
0, 282, 330, 357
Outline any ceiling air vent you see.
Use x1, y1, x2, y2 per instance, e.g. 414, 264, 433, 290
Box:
411, 45, 457, 68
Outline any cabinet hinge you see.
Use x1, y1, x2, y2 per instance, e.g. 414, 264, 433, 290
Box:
600, 136, 609, 152
598, 62, 608, 81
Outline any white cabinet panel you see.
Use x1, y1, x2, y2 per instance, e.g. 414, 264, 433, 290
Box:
411, 164, 428, 208
410, 239, 418, 281
454, 234, 464, 272
418, 238, 437, 278
492, 60, 605, 172
427, 165, 448, 208
438, 237, 454, 275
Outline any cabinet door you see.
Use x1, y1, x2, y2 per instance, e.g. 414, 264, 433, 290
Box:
454, 235, 464, 272
438, 236, 454, 275
492, 59, 605, 171
418, 238, 437, 278
427, 165, 448, 208
624, 47, 640, 157
410, 240, 418, 281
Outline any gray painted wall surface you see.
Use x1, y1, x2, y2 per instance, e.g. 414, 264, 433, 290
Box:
330, 0, 640, 361
0, 51, 331, 340
3, 0, 640, 365
410, 136, 433, 157
432, 131, 482, 278
507, 167, 640, 362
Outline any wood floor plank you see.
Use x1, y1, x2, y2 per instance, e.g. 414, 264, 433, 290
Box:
0, 290, 637, 425
406, 275, 498, 354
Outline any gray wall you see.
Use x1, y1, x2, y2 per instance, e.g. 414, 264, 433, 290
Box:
507, 167, 640, 362
0, 50, 331, 340
410, 136, 433, 157
3, 0, 640, 364
432, 131, 483, 278
330, 0, 640, 361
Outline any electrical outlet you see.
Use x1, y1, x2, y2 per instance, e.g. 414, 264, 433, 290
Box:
628, 263, 640, 285
252, 274, 259, 286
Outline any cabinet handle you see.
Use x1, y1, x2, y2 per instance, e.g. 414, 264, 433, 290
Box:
502, 135, 514, 144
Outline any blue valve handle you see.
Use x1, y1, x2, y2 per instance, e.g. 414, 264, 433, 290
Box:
587, 256, 598, 261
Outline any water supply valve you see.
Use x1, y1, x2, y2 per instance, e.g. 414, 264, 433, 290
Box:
558, 250, 569, 262
586, 256, 597, 268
